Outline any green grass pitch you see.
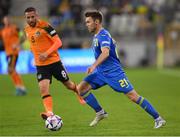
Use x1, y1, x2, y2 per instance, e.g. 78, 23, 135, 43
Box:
0, 68, 180, 136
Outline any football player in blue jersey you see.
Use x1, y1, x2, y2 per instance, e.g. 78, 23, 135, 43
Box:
77, 11, 166, 128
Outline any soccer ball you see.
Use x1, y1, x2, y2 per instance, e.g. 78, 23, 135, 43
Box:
45, 115, 63, 131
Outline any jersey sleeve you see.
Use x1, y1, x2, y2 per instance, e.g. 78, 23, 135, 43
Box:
98, 34, 111, 49
0, 30, 2, 39
43, 25, 57, 37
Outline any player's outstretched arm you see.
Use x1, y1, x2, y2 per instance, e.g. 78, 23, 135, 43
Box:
39, 35, 62, 61
45, 35, 62, 55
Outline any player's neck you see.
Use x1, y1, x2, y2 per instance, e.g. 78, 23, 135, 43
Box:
95, 26, 103, 35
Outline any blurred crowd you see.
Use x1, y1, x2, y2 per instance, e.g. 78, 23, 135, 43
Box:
0, 0, 11, 50
0, 0, 11, 21
0, 0, 179, 49
47, 0, 179, 36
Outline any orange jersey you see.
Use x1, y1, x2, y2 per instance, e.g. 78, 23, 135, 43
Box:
1, 24, 20, 55
24, 20, 60, 66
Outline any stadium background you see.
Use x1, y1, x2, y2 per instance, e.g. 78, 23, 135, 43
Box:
0, 0, 180, 136
0, 0, 180, 73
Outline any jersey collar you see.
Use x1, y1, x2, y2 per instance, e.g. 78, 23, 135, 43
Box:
94, 27, 104, 37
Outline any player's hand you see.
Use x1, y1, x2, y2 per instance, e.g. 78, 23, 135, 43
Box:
87, 65, 96, 74
39, 52, 48, 61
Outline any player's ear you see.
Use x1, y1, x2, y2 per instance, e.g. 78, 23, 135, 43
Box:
95, 19, 99, 25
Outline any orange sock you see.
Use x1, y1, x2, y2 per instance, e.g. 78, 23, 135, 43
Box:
10, 71, 25, 88
73, 84, 86, 105
15, 73, 24, 87
42, 95, 53, 113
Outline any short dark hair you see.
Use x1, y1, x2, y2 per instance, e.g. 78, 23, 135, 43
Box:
85, 11, 103, 23
24, 7, 36, 13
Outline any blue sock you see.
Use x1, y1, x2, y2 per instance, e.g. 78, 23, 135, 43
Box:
81, 92, 102, 112
136, 96, 159, 119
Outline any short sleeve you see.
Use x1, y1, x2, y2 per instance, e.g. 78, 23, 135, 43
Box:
43, 25, 57, 37
98, 34, 111, 49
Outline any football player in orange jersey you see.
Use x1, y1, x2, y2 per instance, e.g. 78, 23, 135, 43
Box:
1, 16, 27, 96
23, 7, 85, 120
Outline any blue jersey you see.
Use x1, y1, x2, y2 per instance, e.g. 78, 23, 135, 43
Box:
84, 28, 133, 93
92, 28, 124, 74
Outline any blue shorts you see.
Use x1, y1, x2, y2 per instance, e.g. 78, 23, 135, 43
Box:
84, 71, 133, 94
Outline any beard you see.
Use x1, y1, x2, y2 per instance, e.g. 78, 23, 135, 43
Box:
28, 21, 36, 27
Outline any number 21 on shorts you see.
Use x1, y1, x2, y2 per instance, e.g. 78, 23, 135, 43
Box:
119, 78, 129, 88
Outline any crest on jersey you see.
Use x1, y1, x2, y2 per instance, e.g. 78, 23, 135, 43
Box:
35, 31, 41, 37
93, 38, 98, 47
37, 74, 42, 80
